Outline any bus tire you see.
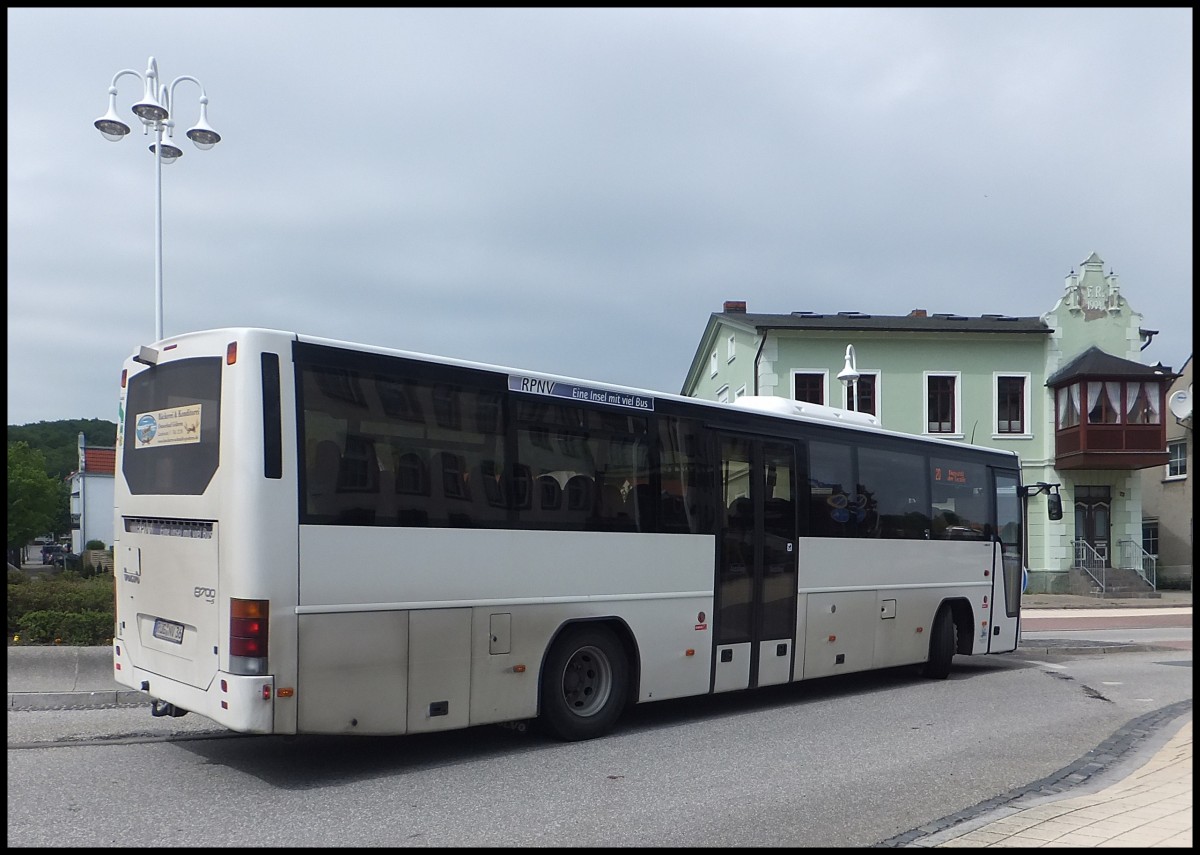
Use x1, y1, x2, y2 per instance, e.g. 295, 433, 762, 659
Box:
539, 623, 629, 742
922, 606, 956, 680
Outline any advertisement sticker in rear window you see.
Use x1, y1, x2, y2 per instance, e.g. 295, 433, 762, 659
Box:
134, 404, 203, 448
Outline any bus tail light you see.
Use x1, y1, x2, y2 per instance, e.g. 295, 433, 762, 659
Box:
229, 597, 269, 675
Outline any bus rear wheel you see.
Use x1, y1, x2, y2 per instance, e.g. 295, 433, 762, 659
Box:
921, 606, 956, 679
540, 623, 629, 742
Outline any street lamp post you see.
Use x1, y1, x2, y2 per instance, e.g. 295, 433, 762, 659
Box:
837, 344, 860, 412
93, 57, 222, 342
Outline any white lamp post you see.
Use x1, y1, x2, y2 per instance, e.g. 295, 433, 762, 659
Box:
837, 344, 860, 412
93, 57, 222, 342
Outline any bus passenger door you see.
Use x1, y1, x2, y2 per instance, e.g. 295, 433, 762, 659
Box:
713, 436, 798, 692
989, 471, 1022, 652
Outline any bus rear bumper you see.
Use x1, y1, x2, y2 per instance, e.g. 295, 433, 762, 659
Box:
113, 639, 275, 734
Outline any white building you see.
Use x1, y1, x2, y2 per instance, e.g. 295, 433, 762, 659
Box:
69, 432, 115, 553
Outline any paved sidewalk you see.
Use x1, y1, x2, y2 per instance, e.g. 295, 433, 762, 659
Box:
1020, 589, 1192, 609
881, 704, 1192, 848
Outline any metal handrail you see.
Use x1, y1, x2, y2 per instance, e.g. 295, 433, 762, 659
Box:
1118, 539, 1157, 589
1073, 538, 1107, 590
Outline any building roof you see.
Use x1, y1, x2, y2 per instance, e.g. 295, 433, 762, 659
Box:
717, 307, 1052, 335
82, 447, 116, 475
1045, 345, 1176, 387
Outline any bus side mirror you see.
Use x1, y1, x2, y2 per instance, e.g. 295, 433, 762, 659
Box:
1047, 493, 1063, 521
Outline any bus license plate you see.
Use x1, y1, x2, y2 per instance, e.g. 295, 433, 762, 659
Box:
152, 618, 185, 644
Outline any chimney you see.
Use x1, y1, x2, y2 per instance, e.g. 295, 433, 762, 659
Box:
908, 309, 927, 318
724, 300, 746, 313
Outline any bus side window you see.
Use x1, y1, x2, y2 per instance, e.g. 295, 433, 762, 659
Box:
634, 483, 655, 531
565, 474, 594, 512
309, 440, 342, 517
338, 435, 380, 493
538, 474, 562, 511
511, 464, 533, 511
479, 459, 507, 508
440, 452, 470, 501
391, 449, 431, 525
395, 451, 429, 496
594, 477, 635, 531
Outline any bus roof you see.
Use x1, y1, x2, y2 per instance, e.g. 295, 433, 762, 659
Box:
136, 326, 1021, 463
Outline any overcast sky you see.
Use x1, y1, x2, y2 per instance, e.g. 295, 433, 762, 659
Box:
7, 8, 1193, 427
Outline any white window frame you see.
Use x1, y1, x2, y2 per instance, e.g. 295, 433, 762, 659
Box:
710, 349, 718, 378
792, 369, 829, 406
1141, 519, 1160, 558
727, 334, 736, 363
839, 369, 881, 419
992, 372, 1032, 439
716, 384, 730, 404
1166, 439, 1187, 480
735, 385, 746, 400
923, 371, 962, 438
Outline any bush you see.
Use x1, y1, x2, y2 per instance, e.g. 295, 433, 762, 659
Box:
15, 610, 114, 645
85, 539, 106, 551
7, 572, 115, 644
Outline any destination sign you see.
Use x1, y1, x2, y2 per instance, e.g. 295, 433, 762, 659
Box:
508, 375, 654, 411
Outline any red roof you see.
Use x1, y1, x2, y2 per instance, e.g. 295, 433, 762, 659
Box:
83, 447, 116, 475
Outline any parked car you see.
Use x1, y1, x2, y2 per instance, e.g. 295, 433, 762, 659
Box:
51, 551, 80, 569
41, 544, 67, 565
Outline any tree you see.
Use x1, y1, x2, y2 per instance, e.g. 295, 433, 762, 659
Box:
6, 418, 116, 550
7, 442, 61, 567
6, 419, 117, 480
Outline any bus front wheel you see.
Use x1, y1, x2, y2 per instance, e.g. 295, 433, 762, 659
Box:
539, 623, 629, 742
922, 606, 956, 680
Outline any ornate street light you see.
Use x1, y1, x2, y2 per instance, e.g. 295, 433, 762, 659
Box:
837, 344, 860, 412
93, 57, 222, 341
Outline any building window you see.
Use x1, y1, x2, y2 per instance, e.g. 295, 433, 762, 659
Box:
925, 373, 958, 434
1126, 382, 1161, 424
841, 371, 878, 416
996, 375, 1026, 434
710, 350, 718, 378
727, 334, 736, 363
1142, 519, 1159, 557
1057, 384, 1081, 428
735, 385, 746, 399
1167, 439, 1188, 479
1086, 381, 1121, 424
794, 372, 825, 405
716, 385, 730, 404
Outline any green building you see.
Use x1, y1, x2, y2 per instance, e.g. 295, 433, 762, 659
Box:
681, 252, 1180, 595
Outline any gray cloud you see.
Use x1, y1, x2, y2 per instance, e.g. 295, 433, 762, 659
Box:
7, 7, 1191, 424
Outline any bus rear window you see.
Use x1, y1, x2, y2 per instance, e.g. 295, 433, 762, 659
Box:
123, 357, 222, 495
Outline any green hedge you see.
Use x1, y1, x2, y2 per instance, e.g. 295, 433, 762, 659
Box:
7, 570, 115, 645
15, 610, 114, 645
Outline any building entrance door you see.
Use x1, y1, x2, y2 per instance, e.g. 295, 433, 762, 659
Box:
1074, 485, 1111, 569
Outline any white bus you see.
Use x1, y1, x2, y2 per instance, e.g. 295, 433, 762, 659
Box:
113, 328, 1036, 741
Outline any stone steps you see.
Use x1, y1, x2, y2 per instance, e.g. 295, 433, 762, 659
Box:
1069, 567, 1158, 598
